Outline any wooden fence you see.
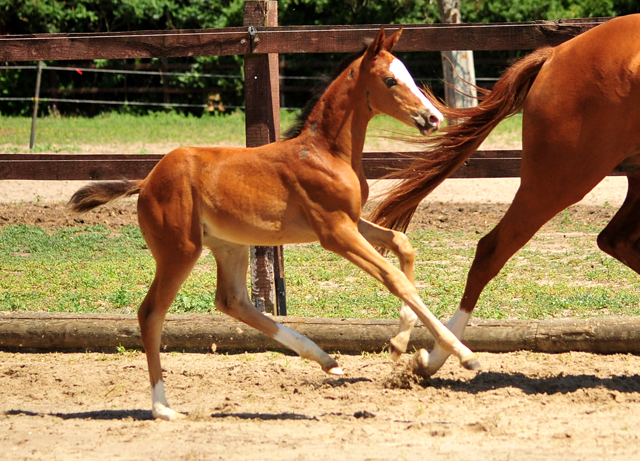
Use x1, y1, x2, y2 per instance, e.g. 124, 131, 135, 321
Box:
0, 1, 611, 314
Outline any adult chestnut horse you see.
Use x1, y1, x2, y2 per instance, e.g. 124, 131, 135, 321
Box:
69, 29, 480, 421
370, 15, 640, 377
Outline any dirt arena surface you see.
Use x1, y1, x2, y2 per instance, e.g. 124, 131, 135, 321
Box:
2, 177, 640, 460
2, 350, 640, 460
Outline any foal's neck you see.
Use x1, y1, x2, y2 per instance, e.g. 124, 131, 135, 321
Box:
302, 68, 372, 167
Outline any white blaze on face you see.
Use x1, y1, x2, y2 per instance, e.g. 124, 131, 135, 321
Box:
389, 58, 443, 123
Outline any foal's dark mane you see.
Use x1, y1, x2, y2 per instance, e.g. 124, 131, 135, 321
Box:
282, 47, 368, 140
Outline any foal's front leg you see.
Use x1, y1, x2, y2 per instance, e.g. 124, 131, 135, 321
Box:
318, 220, 481, 372
358, 219, 418, 359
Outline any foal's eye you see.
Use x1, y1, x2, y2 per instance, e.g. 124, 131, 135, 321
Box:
384, 77, 398, 88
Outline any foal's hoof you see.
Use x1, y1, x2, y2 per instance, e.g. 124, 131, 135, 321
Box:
461, 354, 482, 372
325, 366, 344, 376
152, 404, 188, 421
411, 349, 435, 378
388, 340, 404, 362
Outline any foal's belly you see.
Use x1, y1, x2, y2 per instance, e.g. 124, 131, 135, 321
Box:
200, 213, 318, 247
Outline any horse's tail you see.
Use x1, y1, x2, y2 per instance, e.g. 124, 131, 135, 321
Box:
68, 180, 143, 213
369, 47, 554, 232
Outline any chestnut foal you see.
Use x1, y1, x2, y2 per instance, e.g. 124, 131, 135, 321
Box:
70, 28, 479, 421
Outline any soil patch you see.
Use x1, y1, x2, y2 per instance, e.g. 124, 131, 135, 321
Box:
2, 351, 640, 460
0, 199, 618, 236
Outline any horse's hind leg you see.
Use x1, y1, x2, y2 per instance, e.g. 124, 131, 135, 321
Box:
597, 172, 640, 274
414, 173, 608, 377
358, 219, 417, 360
209, 240, 343, 375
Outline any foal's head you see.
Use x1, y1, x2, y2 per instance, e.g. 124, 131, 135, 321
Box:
357, 28, 443, 135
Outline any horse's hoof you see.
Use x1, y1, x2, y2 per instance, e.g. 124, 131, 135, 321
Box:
326, 366, 344, 376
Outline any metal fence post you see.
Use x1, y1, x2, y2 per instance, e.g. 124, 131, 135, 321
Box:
29, 61, 43, 149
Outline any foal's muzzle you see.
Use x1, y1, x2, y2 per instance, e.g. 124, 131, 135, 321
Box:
412, 108, 442, 135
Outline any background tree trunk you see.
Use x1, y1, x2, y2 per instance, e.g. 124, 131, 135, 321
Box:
437, 0, 478, 108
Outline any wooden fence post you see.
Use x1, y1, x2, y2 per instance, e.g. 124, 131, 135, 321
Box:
243, 1, 287, 315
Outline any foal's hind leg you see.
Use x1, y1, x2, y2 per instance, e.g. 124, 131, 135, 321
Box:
358, 219, 418, 360
598, 173, 640, 273
209, 240, 343, 375
136, 191, 203, 421
138, 238, 201, 420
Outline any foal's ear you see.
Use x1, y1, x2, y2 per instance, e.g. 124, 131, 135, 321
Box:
365, 28, 386, 60
383, 28, 402, 52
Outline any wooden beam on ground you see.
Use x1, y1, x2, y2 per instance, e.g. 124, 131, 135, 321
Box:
2, 312, 640, 355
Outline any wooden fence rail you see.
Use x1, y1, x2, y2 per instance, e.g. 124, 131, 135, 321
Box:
0, 4, 613, 313
0, 150, 625, 182
0, 150, 521, 181
0, 18, 607, 61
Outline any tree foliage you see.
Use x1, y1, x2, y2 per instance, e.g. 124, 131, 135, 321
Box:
0, 0, 636, 116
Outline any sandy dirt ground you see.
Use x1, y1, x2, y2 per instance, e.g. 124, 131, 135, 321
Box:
3, 350, 640, 461
0, 175, 629, 207
2, 177, 640, 460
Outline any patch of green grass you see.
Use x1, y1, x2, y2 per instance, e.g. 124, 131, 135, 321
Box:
0, 111, 250, 152
0, 110, 523, 153
482, 114, 522, 148
0, 224, 217, 314
285, 222, 640, 321
2, 214, 638, 320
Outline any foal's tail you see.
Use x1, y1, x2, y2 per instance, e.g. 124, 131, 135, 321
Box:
369, 47, 554, 232
68, 180, 143, 213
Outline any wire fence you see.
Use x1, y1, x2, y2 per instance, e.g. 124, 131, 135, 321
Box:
0, 63, 326, 112
1, 63, 498, 112
1, 62, 500, 148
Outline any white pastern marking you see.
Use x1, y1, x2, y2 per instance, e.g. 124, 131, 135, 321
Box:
274, 324, 321, 359
151, 380, 186, 420
152, 380, 170, 407
446, 309, 471, 337
273, 324, 339, 373
420, 309, 472, 375
389, 58, 443, 122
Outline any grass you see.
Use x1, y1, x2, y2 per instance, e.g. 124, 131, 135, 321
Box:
0, 111, 253, 152
0, 224, 217, 314
0, 110, 299, 152
1, 215, 638, 320
0, 110, 521, 153
4, 110, 633, 321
